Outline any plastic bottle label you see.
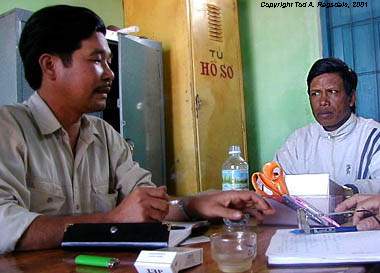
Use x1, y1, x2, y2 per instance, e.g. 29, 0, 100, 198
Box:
222, 170, 249, 191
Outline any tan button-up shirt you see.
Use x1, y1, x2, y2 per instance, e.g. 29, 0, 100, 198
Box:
0, 92, 154, 253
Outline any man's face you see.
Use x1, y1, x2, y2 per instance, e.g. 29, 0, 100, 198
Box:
309, 72, 355, 131
55, 32, 114, 113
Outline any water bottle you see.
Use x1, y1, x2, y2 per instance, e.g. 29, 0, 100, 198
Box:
222, 145, 250, 229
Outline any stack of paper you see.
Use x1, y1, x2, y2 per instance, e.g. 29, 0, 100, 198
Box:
166, 221, 209, 247
266, 229, 380, 265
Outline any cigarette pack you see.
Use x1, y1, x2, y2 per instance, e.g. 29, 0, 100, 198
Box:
134, 247, 203, 273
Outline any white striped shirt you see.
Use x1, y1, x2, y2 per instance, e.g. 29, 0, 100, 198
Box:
275, 114, 380, 193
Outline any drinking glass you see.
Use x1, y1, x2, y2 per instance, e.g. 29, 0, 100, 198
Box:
210, 231, 257, 273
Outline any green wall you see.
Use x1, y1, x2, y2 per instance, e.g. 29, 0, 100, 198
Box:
0, 0, 123, 27
238, 1, 321, 171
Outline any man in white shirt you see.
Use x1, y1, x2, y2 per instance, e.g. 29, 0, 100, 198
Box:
275, 58, 380, 194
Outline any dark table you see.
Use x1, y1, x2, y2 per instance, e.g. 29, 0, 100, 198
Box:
0, 225, 374, 273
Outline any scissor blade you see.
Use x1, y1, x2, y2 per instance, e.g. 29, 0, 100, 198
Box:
282, 195, 339, 227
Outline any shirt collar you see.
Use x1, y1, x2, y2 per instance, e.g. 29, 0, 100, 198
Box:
79, 115, 102, 144
26, 92, 62, 135
26, 92, 101, 138
318, 113, 357, 139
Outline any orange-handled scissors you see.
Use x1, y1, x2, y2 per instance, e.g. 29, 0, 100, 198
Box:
251, 161, 289, 201
252, 161, 340, 227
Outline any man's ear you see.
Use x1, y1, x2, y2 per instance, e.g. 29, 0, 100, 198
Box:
350, 91, 356, 107
38, 53, 57, 81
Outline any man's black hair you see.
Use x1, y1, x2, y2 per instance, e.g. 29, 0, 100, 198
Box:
307, 57, 357, 112
19, 5, 106, 90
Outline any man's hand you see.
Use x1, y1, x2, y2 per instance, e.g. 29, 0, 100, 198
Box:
335, 194, 380, 231
106, 186, 169, 222
17, 186, 169, 251
186, 190, 275, 221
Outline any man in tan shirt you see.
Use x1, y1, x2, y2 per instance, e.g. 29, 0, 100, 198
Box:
0, 5, 274, 253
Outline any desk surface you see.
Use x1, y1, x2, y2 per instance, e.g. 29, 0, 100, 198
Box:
0, 225, 374, 273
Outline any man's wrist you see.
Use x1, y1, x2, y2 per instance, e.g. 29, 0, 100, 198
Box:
183, 197, 202, 221
343, 184, 359, 197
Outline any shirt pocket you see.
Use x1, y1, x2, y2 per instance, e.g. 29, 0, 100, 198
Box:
29, 179, 66, 215
91, 181, 117, 213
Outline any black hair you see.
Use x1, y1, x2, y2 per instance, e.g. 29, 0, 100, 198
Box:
19, 5, 106, 90
307, 57, 357, 112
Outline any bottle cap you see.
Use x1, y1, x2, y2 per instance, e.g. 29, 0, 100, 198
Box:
228, 145, 241, 154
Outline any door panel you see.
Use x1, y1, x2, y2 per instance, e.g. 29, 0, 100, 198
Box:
352, 23, 375, 74
330, 3, 350, 26
119, 35, 166, 185
332, 26, 355, 67
189, 0, 247, 190
356, 74, 378, 118
352, 4, 371, 21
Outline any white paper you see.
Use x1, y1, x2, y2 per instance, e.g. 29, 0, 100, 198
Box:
169, 226, 192, 247
266, 229, 380, 265
165, 221, 209, 247
180, 235, 210, 246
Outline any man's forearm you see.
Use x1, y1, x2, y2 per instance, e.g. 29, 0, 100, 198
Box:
16, 213, 108, 251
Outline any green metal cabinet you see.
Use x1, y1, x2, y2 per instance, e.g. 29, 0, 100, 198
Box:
0, 8, 33, 104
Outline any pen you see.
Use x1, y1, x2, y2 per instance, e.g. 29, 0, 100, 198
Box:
326, 209, 376, 218
291, 226, 358, 235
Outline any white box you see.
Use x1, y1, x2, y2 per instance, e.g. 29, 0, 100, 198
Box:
134, 247, 203, 273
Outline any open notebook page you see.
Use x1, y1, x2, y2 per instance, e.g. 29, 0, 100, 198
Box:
266, 229, 380, 265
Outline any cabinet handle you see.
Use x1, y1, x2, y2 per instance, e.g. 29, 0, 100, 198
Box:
195, 94, 202, 116
125, 138, 135, 154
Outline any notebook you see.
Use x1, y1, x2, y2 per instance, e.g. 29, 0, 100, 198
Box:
266, 229, 380, 265
61, 221, 209, 250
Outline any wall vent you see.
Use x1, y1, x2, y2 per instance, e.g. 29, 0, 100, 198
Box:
207, 3, 223, 42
